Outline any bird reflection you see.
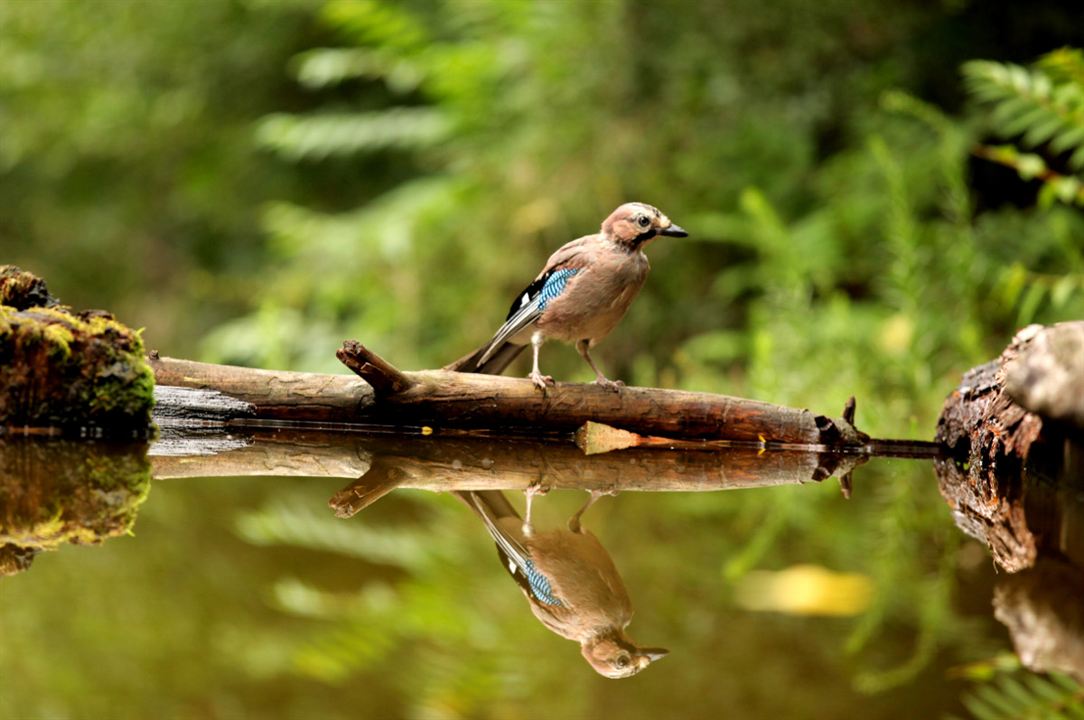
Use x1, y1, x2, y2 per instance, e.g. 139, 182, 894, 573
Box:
455, 489, 667, 678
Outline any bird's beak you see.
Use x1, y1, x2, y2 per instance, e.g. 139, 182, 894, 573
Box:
641, 648, 670, 664
660, 223, 688, 237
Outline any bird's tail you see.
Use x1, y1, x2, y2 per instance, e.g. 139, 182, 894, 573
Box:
443, 341, 525, 375
454, 490, 531, 574
453, 490, 520, 522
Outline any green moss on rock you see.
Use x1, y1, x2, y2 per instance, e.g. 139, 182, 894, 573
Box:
0, 270, 154, 434
0, 265, 58, 310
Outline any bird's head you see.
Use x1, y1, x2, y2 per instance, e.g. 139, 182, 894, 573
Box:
581, 630, 669, 679
601, 202, 687, 249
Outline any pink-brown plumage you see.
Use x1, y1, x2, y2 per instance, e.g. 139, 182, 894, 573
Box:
446, 202, 687, 389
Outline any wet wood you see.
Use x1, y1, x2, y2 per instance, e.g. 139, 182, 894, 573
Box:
150, 344, 869, 446
149, 355, 372, 423
153, 386, 255, 424
1002, 322, 1084, 428
935, 322, 1084, 573
935, 322, 1084, 680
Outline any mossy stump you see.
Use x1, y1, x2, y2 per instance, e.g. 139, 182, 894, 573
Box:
0, 266, 154, 435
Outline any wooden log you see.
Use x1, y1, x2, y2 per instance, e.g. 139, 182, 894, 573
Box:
149, 345, 870, 446
1002, 322, 1084, 429
935, 322, 1084, 572
150, 354, 371, 423
935, 322, 1084, 680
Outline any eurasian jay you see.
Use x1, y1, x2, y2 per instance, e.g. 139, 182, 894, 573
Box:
447, 203, 687, 389
455, 489, 668, 678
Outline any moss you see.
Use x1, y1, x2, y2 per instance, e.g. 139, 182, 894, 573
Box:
42, 322, 74, 358
0, 437, 151, 576
0, 272, 155, 435
0, 265, 57, 310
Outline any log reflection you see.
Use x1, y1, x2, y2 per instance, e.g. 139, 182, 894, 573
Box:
149, 428, 865, 506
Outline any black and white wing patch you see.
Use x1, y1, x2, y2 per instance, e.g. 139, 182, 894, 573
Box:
478, 267, 579, 365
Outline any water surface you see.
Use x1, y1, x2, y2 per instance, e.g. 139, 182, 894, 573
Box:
2, 430, 1079, 718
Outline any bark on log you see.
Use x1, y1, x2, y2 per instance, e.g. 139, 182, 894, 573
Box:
935, 323, 1084, 573
149, 343, 874, 447
935, 322, 1084, 680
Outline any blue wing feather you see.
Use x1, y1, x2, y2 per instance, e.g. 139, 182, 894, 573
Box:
479, 267, 579, 364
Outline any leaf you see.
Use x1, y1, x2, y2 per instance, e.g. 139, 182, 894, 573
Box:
256, 108, 451, 159
1004, 107, 1053, 138
1017, 281, 1046, 325
1023, 673, 1067, 704
960, 671, 1084, 720
1050, 126, 1084, 155
1023, 115, 1067, 147
292, 47, 423, 93
961, 694, 1001, 720
974, 683, 1024, 716
1013, 152, 1048, 180
1070, 143, 1084, 171
1051, 276, 1078, 308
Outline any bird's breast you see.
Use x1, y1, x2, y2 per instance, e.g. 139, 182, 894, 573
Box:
537, 252, 648, 343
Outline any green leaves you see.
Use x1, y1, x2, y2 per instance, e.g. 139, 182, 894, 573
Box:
965, 52, 1084, 207
256, 108, 451, 160
959, 671, 1084, 720
292, 48, 424, 92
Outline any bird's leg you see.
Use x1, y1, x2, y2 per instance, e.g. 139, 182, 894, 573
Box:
528, 331, 554, 390
576, 339, 623, 392
523, 479, 550, 535
568, 489, 606, 533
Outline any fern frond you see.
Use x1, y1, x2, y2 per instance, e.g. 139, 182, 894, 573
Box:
963, 57, 1084, 170
1038, 47, 1084, 87
235, 501, 446, 570
959, 670, 1084, 720
256, 108, 450, 160
292, 48, 423, 93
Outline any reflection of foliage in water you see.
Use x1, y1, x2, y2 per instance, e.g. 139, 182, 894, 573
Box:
237, 493, 585, 718
232, 466, 982, 718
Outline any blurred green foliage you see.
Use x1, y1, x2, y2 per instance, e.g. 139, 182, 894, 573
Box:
952, 657, 1084, 720
2, 0, 1084, 718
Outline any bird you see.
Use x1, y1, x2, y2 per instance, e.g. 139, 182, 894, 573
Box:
454, 488, 668, 678
446, 202, 687, 390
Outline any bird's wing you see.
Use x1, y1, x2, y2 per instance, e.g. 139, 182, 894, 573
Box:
460, 492, 565, 607
530, 530, 631, 622
475, 237, 595, 364
462, 492, 531, 575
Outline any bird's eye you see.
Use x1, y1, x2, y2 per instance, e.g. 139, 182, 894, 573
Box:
616, 655, 630, 668
637, 215, 650, 227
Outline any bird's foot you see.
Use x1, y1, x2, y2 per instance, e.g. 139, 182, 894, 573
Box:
526, 478, 551, 495
529, 370, 555, 390
523, 479, 551, 535
567, 488, 617, 532
594, 376, 625, 392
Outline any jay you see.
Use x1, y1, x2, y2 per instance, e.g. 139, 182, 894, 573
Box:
455, 489, 668, 678
447, 203, 687, 389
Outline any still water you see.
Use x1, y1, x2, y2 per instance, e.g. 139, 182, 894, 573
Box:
1, 430, 1081, 719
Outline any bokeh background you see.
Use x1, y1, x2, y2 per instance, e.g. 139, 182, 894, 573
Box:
3, 0, 1084, 718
